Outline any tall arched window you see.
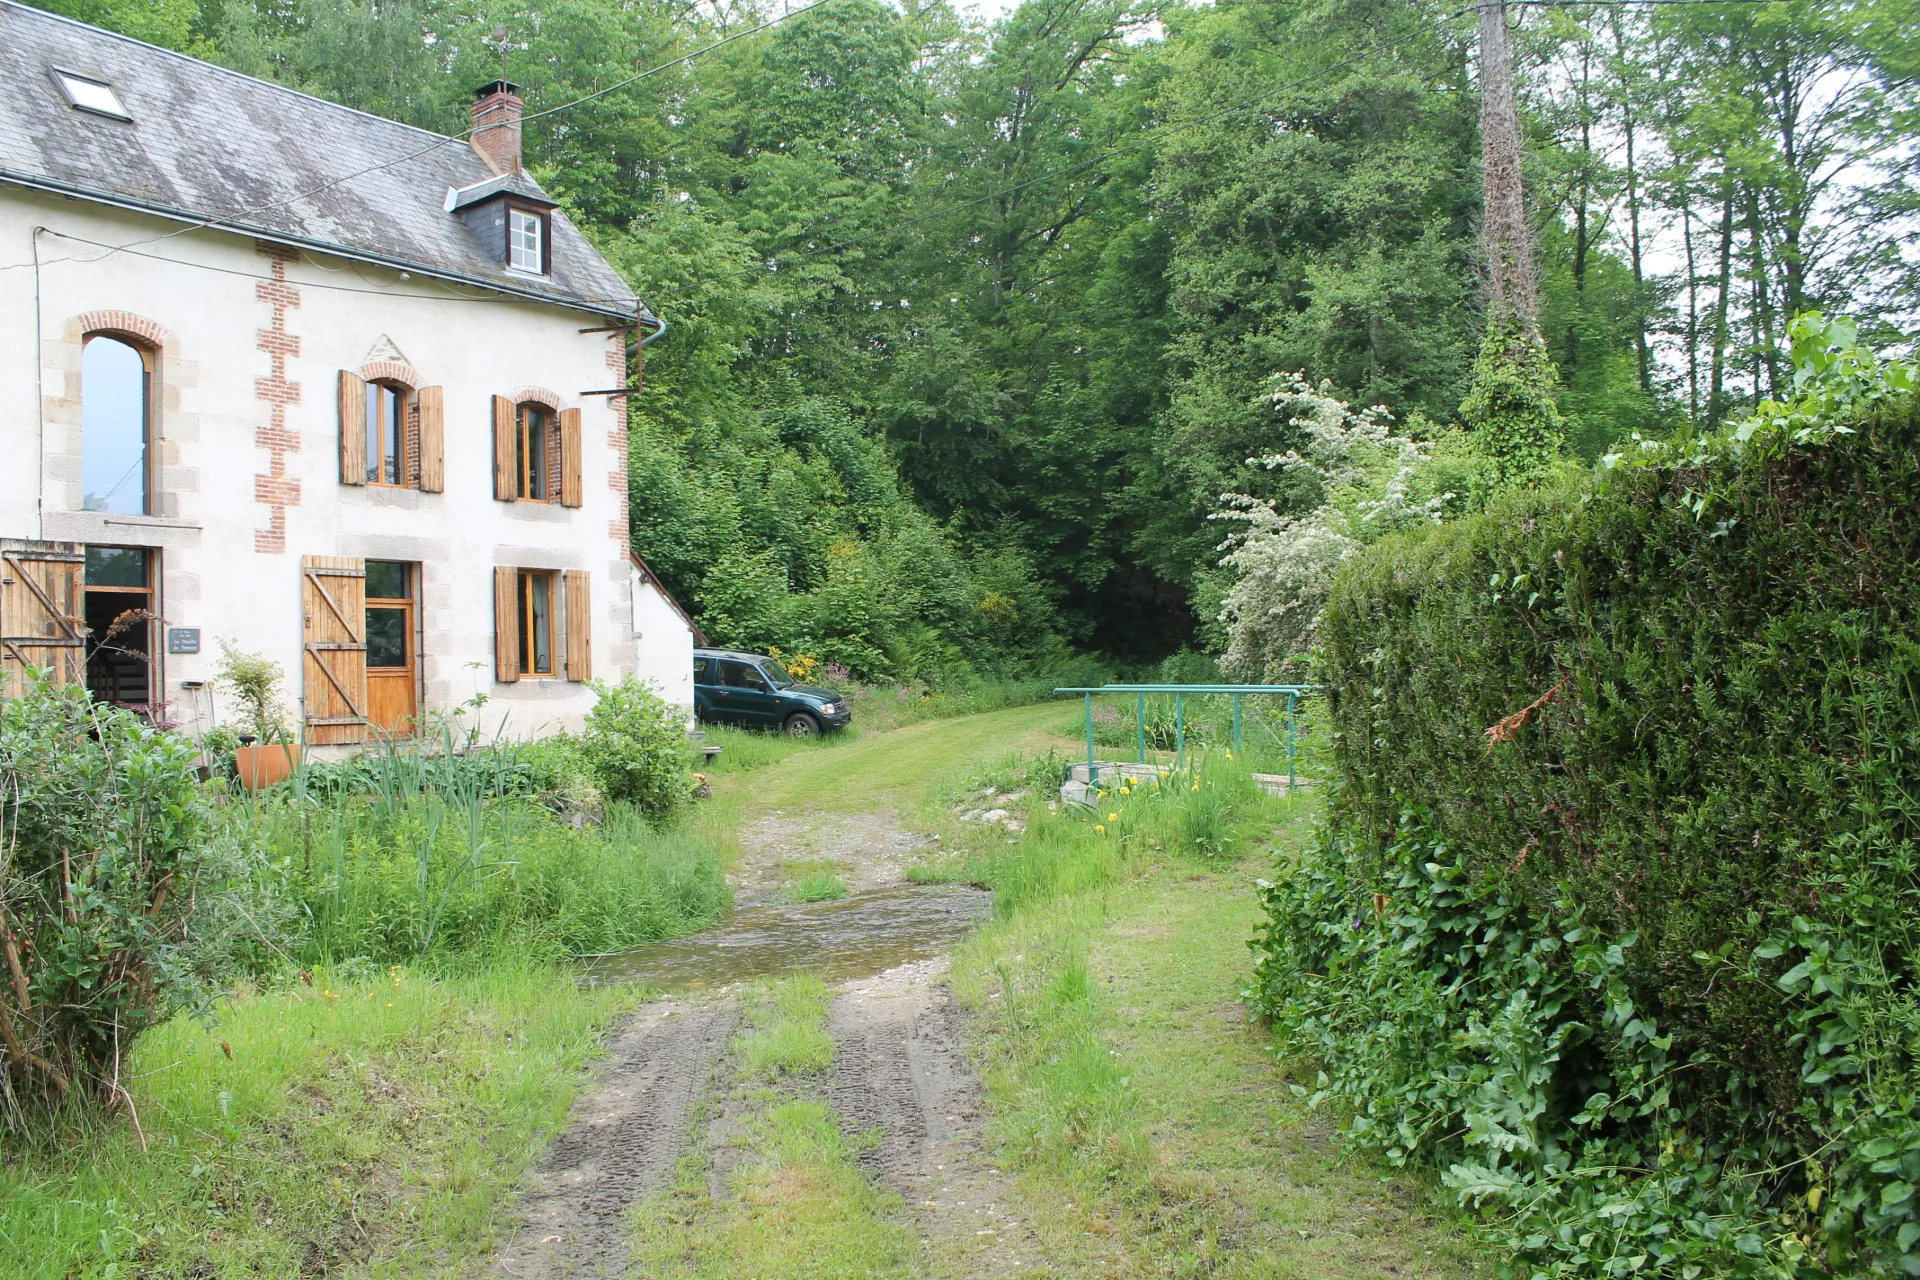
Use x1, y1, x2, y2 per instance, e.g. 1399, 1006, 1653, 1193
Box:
81, 335, 150, 515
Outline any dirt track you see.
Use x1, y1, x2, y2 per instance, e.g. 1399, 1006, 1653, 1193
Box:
493, 804, 1023, 1279
830, 956, 1042, 1275
494, 1001, 737, 1280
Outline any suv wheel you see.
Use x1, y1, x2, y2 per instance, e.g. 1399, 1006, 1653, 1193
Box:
783, 712, 822, 738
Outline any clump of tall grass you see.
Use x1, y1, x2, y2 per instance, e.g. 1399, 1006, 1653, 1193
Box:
733, 975, 834, 1079
228, 729, 727, 968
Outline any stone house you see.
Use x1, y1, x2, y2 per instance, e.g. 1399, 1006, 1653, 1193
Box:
0, 1, 698, 747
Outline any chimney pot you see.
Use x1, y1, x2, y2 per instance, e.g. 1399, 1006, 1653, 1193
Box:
470, 80, 524, 174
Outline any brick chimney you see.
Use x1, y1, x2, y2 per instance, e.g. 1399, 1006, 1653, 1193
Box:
469, 80, 523, 174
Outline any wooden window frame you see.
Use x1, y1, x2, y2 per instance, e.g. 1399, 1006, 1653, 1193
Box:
364, 560, 417, 671
81, 332, 154, 518
363, 380, 410, 487
517, 568, 557, 678
504, 202, 550, 275
515, 401, 553, 502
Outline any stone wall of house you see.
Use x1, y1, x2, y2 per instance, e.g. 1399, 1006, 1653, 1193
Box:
0, 189, 660, 743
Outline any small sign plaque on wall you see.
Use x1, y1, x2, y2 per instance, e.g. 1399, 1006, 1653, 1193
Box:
167, 627, 201, 655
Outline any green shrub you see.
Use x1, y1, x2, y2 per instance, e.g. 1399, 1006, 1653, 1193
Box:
581, 678, 695, 819
214, 641, 292, 744
0, 677, 214, 1120
1251, 385, 1920, 1274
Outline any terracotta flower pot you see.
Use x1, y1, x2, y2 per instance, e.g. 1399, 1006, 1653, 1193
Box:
234, 742, 302, 790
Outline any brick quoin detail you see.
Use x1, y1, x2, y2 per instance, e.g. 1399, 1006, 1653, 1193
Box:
74, 309, 168, 347
607, 338, 635, 547
253, 242, 303, 554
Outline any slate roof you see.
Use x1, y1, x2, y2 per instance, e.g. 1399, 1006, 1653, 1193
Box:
0, 1, 645, 322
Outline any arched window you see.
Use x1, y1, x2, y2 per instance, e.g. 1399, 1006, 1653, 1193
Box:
516, 401, 551, 500
364, 380, 407, 485
82, 335, 150, 514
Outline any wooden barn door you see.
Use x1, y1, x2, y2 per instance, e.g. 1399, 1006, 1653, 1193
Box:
301, 556, 368, 744
0, 540, 85, 696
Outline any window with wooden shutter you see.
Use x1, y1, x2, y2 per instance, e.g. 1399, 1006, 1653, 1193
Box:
493, 565, 520, 682
301, 556, 368, 744
492, 396, 516, 501
0, 540, 85, 696
338, 370, 368, 486
417, 386, 445, 493
560, 408, 583, 507
564, 569, 591, 681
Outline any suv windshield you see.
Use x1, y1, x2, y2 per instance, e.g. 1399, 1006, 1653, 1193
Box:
759, 661, 795, 690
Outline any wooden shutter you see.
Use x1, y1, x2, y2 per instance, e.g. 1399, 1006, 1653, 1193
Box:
338, 370, 367, 486
417, 386, 445, 493
564, 570, 591, 681
0, 540, 85, 696
559, 408, 583, 508
492, 396, 516, 501
494, 566, 521, 683
301, 556, 368, 744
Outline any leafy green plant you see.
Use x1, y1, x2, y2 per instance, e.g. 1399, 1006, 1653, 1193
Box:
580, 678, 694, 819
0, 675, 214, 1122
214, 641, 292, 744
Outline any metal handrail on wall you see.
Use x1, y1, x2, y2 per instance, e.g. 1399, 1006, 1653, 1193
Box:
1053, 683, 1323, 790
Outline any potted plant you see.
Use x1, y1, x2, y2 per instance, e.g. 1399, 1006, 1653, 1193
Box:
215, 641, 299, 789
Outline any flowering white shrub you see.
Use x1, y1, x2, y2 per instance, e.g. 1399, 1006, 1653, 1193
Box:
1213, 374, 1446, 680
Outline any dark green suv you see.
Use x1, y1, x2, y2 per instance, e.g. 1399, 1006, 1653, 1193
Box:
692, 649, 852, 736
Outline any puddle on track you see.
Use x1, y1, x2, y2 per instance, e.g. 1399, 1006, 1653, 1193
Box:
583, 884, 993, 991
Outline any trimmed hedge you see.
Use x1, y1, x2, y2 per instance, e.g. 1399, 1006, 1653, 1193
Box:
1252, 397, 1920, 1275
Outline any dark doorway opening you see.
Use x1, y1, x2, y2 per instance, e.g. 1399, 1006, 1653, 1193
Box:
84, 545, 156, 709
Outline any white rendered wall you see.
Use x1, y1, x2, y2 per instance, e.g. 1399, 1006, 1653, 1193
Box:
0, 188, 651, 746
630, 563, 695, 714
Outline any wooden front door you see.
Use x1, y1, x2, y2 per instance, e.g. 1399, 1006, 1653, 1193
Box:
365, 560, 417, 735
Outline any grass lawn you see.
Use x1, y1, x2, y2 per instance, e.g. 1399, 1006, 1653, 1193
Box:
947, 799, 1486, 1279
0, 965, 640, 1279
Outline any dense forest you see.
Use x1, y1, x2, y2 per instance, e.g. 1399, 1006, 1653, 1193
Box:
46, 0, 1920, 674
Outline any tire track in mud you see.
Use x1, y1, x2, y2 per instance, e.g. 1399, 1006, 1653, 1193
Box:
828, 958, 1043, 1276
494, 999, 736, 1280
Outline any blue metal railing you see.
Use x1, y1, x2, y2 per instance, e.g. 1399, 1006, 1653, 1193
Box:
1053, 683, 1322, 790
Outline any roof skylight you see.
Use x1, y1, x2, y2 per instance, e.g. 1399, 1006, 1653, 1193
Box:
54, 70, 131, 121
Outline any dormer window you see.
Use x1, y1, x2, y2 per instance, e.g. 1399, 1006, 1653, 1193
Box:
447, 177, 558, 276
508, 208, 546, 274
54, 70, 131, 121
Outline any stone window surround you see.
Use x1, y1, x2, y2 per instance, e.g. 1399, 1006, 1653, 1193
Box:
44, 309, 193, 523
40, 309, 201, 705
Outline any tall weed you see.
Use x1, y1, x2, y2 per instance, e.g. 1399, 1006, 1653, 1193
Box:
244, 796, 727, 966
